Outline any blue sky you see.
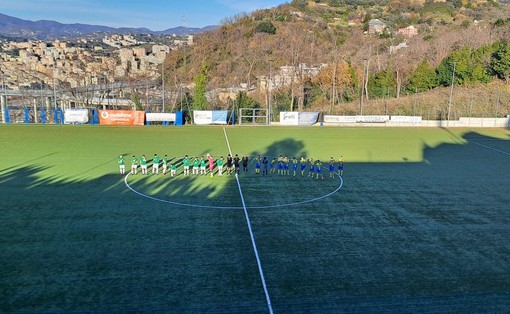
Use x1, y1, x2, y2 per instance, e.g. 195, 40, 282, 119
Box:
0, 0, 288, 30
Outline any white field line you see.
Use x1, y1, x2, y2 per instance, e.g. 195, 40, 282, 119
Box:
469, 140, 510, 157
223, 127, 274, 314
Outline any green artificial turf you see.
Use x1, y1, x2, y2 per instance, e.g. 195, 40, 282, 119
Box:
1, 125, 509, 312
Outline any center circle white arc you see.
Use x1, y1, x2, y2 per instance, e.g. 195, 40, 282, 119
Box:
124, 173, 344, 209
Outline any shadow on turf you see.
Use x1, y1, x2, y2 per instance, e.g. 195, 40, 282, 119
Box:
2, 130, 510, 312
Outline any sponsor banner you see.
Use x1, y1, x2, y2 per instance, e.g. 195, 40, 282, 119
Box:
193, 110, 213, 125
298, 112, 319, 125
389, 116, 422, 123
324, 115, 358, 123
212, 110, 228, 124
194, 110, 229, 125
357, 115, 390, 123
99, 110, 145, 126
64, 108, 89, 124
146, 112, 176, 122
280, 111, 299, 125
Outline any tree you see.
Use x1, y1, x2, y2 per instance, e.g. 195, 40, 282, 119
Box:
406, 59, 437, 92
492, 40, 510, 83
193, 62, 208, 110
254, 21, 277, 35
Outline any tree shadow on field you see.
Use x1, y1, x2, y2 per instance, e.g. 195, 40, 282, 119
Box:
1, 129, 510, 313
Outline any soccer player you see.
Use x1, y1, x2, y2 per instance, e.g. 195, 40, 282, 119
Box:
308, 158, 315, 177
277, 155, 284, 175
292, 157, 298, 176
193, 157, 200, 175
315, 159, 324, 179
226, 154, 233, 175
233, 154, 240, 175
182, 155, 190, 176
170, 162, 177, 177
270, 158, 277, 174
118, 155, 125, 175
329, 157, 335, 178
152, 154, 160, 175
338, 155, 344, 176
200, 156, 206, 175
207, 154, 214, 177
262, 156, 269, 175
300, 157, 307, 176
140, 155, 148, 175
242, 155, 249, 172
283, 155, 290, 175
130, 155, 138, 175
162, 154, 169, 175
217, 156, 224, 175
255, 155, 261, 174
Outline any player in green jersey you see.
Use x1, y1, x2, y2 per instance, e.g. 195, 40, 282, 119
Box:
140, 155, 148, 175
130, 155, 138, 175
200, 156, 206, 175
118, 155, 125, 175
192, 157, 200, 175
152, 154, 160, 175
170, 163, 177, 177
217, 156, 224, 175
182, 155, 191, 175
162, 154, 169, 175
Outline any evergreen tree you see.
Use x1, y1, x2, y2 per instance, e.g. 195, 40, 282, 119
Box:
492, 40, 510, 83
193, 62, 208, 110
406, 59, 437, 92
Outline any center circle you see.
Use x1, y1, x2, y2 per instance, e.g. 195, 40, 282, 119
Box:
124, 173, 343, 209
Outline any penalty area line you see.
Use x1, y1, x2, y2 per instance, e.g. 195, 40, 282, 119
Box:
223, 127, 274, 314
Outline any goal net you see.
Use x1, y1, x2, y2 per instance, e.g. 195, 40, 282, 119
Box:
239, 108, 269, 125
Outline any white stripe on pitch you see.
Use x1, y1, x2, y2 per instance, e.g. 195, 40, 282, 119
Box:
223, 127, 274, 314
469, 140, 510, 157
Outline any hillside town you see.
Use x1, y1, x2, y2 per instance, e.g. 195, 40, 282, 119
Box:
0, 34, 193, 91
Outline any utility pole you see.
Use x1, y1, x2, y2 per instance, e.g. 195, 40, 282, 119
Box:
268, 60, 273, 124
360, 59, 367, 116
447, 61, 457, 124
162, 60, 165, 112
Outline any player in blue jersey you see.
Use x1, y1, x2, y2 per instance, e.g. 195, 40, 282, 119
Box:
308, 158, 315, 177
277, 155, 284, 175
338, 155, 344, 176
315, 159, 324, 179
292, 157, 298, 176
329, 157, 335, 178
283, 155, 290, 175
300, 157, 307, 176
255, 155, 261, 174
262, 156, 269, 175
270, 158, 277, 174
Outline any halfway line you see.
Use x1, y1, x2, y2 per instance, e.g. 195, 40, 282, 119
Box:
469, 140, 510, 157
223, 127, 274, 314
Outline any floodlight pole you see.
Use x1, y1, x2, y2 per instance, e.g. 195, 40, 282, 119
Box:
162, 61, 165, 113
360, 58, 367, 116
447, 61, 456, 125
268, 60, 272, 125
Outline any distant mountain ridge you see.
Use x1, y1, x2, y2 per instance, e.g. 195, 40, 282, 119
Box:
0, 13, 216, 39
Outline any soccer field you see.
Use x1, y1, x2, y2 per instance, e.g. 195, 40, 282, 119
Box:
1, 125, 509, 313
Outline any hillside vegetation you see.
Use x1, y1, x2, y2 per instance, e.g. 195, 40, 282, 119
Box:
164, 0, 510, 119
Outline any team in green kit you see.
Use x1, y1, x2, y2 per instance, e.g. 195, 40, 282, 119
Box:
118, 153, 344, 179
